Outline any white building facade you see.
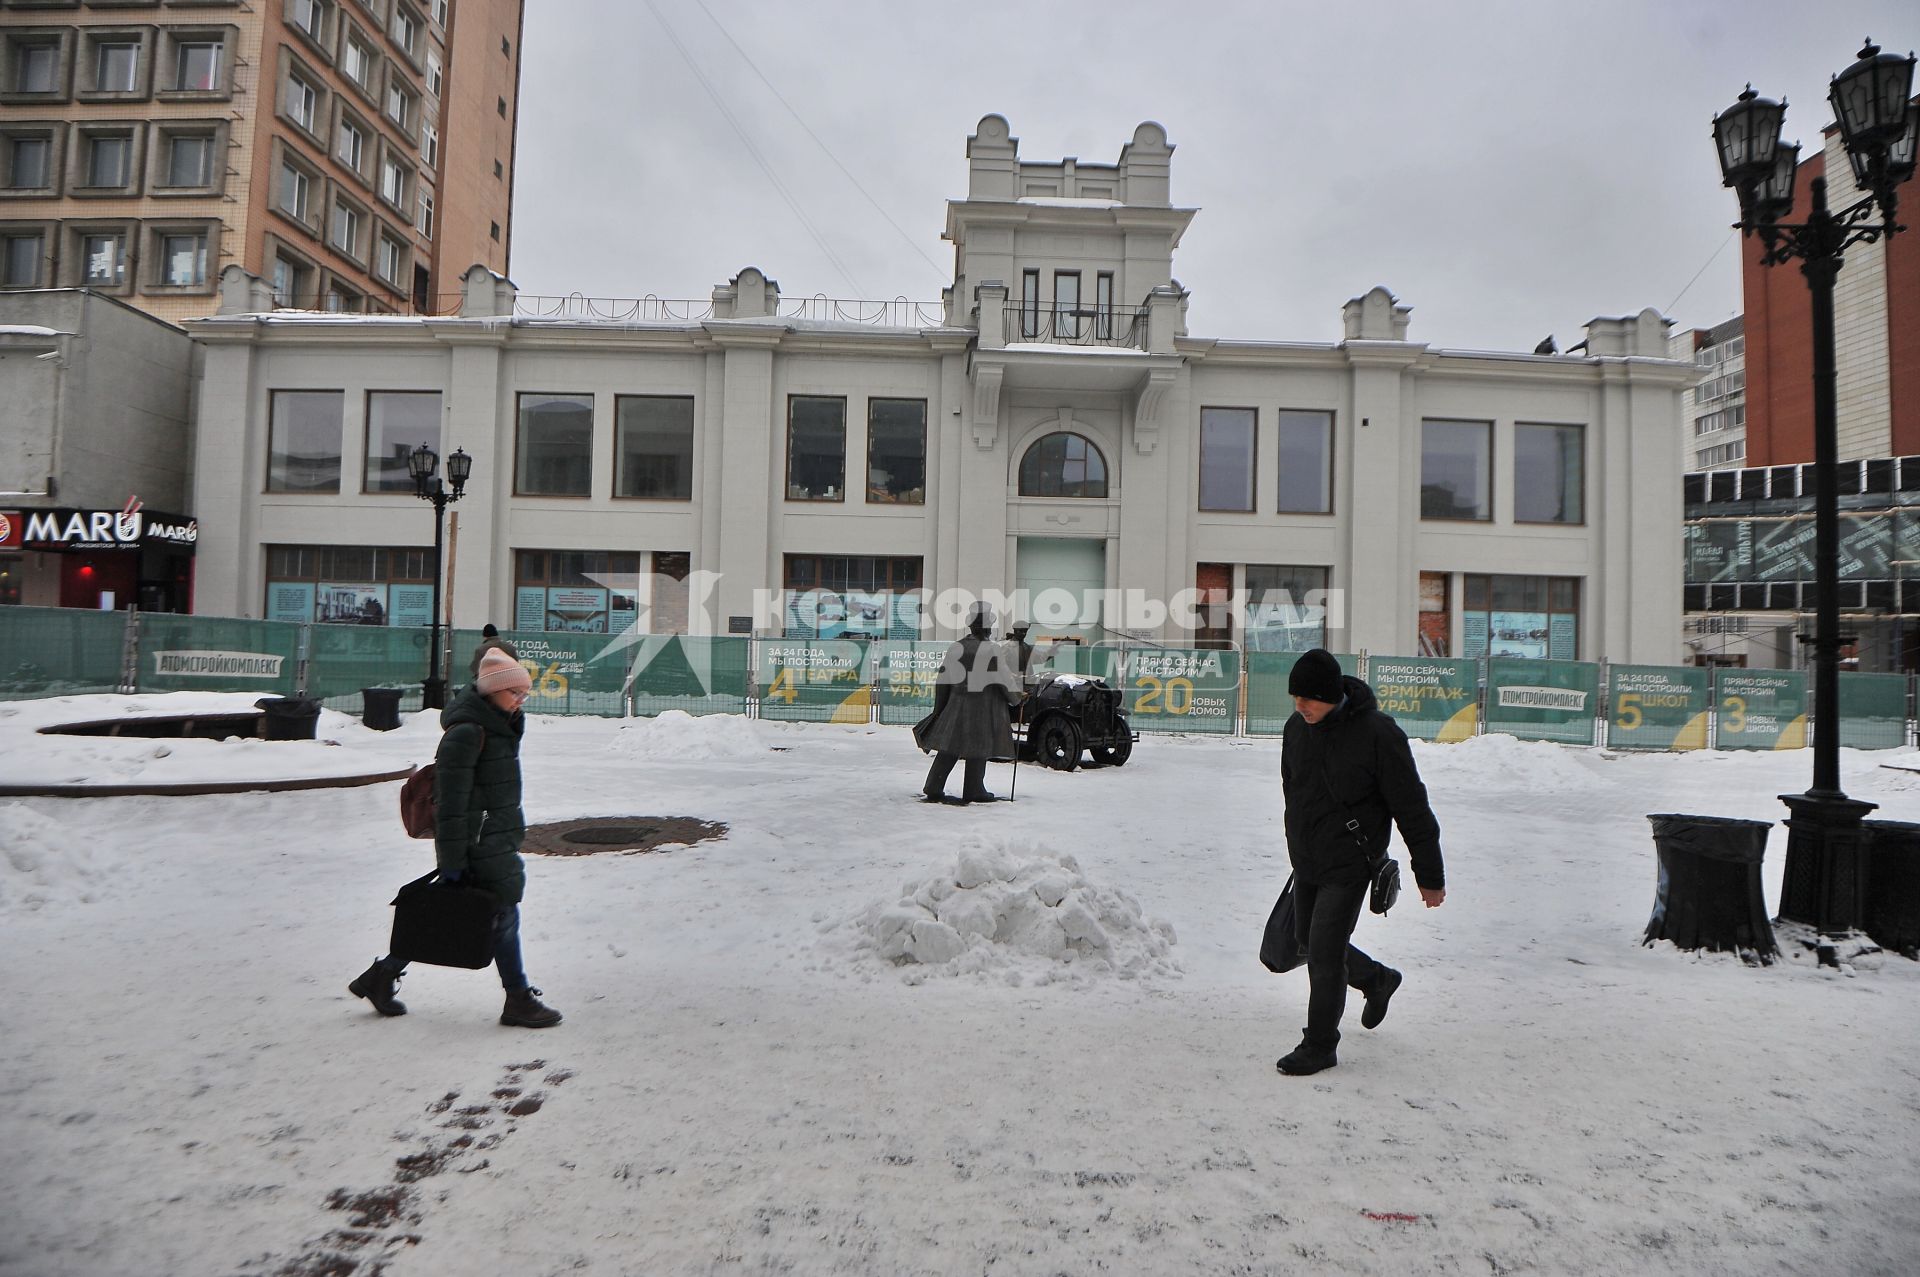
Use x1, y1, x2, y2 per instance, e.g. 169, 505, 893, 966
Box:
186, 117, 1691, 664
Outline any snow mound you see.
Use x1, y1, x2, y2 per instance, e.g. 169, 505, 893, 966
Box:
1412, 731, 1602, 792
837, 838, 1179, 986
0, 802, 118, 912
612, 710, 768, 760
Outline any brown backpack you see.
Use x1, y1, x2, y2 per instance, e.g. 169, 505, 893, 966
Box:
399, 764, 436, 838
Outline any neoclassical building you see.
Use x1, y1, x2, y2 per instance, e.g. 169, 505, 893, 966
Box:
186, 116, 1690, 662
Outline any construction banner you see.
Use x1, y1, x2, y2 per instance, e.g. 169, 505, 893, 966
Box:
1604, 665, 1710, 750
1712, 668, 1806, 750
1368, 657, 1480, 743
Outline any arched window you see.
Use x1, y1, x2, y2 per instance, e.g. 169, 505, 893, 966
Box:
1018, 432, 1108, 498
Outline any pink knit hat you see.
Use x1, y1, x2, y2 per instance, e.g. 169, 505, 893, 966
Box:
474, 647, 532, 696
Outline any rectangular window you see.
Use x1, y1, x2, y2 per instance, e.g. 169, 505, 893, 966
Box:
511, 549, 645, 634
175, 42, 220, 92
1021, 269, 1040, 338
426, 51, 441, 97
516, 393, 593, 496
161, 232, 206, 285
1052, 270, 1081, 340
293, 0, 327, 38
376, 234, 403, 283
1513, 422, 1583, 524
164, 134, 212, 187
866, 398, 926, 504
433, 0, 448, 25
270, 253, 310, 307
1276, 409, 1333, 514
268, 389, 344, 492
6, 137, 49, 189
1459, 574, 1580, 661
343, 39, 372, 88
385, 81, 409, 130
1243, 564, 1332, 653
1421, 418, 1492, 520
85, 135, 131, 188
1198, 407, 1256, 511
337, 118, 364, 170
365, 390, 440, 492
83, 232, 125, 286
786, 395, 847, 501
96, 42, 138, 93
287, 74, 318, 130
2, 233, 43, 287
331, 202, 360, 253
393, 10, 418, 56
16, 43, 58, 94
421, 123, 438, 168
280, 160, 310, 219
417, 191, 434, 237
1095, 271, 1114, 339
614, 396, 695, 500
380, 156, 406, 206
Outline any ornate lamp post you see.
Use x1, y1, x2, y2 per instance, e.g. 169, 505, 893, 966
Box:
408, 442, 472, 709
1713, 41, 1919, 933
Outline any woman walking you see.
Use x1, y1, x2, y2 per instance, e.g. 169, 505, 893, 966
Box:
350, 647, 562, 1028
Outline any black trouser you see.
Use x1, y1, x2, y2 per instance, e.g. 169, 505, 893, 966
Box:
924, 752, 986, 798
1294, 877, 1386, 1047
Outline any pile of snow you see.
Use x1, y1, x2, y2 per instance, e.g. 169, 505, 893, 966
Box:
835, 839, 1179, 986
0, 803, 117, 912
610, 710, 768, 760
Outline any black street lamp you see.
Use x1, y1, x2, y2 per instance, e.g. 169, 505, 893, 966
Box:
1713, 41, 1919, 934
409, 441, 472, 709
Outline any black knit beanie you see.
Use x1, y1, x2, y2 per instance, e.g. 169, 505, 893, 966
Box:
1288, 648, 1344, 704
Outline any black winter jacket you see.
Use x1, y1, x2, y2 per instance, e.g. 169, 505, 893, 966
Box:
433, 685, 527, 905
1281, 674, 1445, 890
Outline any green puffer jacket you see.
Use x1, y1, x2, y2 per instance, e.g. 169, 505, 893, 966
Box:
432, 685, 527, 906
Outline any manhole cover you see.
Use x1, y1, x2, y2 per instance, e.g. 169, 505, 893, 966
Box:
563, 825, 659, 845
522, 815, 727, 857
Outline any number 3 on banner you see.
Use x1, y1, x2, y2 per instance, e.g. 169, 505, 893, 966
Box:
1134, 676, 1194, 715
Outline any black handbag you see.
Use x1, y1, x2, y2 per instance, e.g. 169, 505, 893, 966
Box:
1260, 874, 1307, 973
389, 869, 499, 969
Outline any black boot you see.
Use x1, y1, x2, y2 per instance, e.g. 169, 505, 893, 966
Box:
500, 986, 562, 1028
1361, 967, 1402, 1030
348, 960, 406, 1017
1276, 1030, 1338, 1076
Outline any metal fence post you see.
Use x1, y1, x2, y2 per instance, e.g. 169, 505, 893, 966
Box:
119, 608, 141, 694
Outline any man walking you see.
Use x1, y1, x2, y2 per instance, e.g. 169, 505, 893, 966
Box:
1276, 649, 1445, 1075
913, 601, 1021, 804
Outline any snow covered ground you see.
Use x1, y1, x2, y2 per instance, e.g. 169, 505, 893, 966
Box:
2, 693, 1917, 1276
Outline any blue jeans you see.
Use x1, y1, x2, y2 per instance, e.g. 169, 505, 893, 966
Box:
383, 905, 527, 992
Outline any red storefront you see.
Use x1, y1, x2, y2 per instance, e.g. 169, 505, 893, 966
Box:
0, 506, 197, 612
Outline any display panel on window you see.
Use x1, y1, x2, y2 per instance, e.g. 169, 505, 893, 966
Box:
512, 549, 644, 634
1458, 574, 1579, 660
1242, 564, 1329, 652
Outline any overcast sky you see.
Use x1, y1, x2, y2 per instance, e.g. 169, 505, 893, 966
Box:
510, 0, 1916, 353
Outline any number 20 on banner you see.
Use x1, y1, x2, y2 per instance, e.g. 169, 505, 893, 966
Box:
1133, 676, 1194, 714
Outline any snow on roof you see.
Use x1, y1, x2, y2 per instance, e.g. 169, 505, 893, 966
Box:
0, 324, 66, 337
1016, 196, 1123, 208
1003, 341, 1149, 357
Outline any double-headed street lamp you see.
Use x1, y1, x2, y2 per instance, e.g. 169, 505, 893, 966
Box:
1713, 40, 1919, 933
408, 442, 472, 709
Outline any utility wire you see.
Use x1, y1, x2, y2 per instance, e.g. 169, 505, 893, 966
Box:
643, 0, 867, 296
692, 0, 950, 288
1665, 228, 1737, 318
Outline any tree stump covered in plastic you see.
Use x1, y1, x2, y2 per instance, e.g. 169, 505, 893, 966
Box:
1862, 820, 1920, 958
1644, 814, 1777, 961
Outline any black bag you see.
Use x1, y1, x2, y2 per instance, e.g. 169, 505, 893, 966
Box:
1260, 874, 1306, 973
1370, 857, 1401, 915
389, 869, 498, 968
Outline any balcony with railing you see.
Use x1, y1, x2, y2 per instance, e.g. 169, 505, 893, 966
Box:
1005, 303, 1148, 350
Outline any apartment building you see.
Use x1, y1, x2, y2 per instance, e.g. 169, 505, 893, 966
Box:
1670, 315, 1746, 471
0, 0, 523, 324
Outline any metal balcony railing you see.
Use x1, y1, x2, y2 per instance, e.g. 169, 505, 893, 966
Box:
1005, 303, 1147, 349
